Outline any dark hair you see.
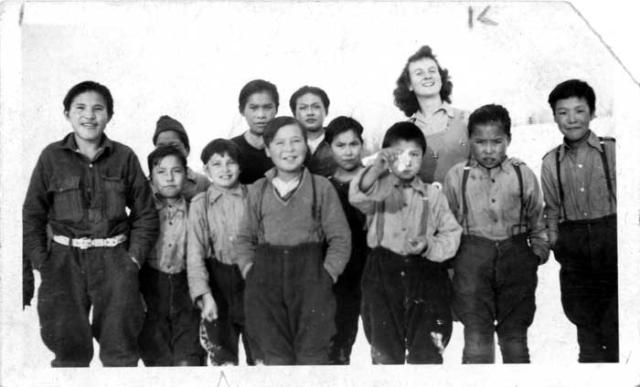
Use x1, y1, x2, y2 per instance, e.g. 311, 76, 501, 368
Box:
263, 116, 306, 148
288, 86, 330, 114
200, 138, 241, 165
147, 145, 187, 177
325, 116, 364, 145
238, 79, 279, 113
547, 79, 596, 114
63, 81, 114, 118
393, 45, 453, 117
382, 121, 426, 153
467, 104, 512, 138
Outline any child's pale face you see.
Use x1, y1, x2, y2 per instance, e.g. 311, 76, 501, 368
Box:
242, 92, 278, 136
408, 58, 442, 99
553, 96, 593, 142
294, 93, 327, 133
330, 129, 363, 172
156, 130, 188, 157
204, 153, 240, 189
470, 123, 510, 169
151, 155, 186, 199
266, 124, 307, 175
390, 140, 423, 181
65, 91, 111, 144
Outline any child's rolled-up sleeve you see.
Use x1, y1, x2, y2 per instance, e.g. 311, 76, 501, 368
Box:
423, 188, 462, 262
348, 167, 394, 215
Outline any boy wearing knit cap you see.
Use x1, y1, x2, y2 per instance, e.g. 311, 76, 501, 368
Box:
187, 139, 257, 365
138, 145, 205, 366
153, 115, 210, 201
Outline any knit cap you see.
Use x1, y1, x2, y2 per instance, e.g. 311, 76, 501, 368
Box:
153, 115, 190, 153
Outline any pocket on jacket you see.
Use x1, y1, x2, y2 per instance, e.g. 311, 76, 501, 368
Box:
49, 175, 84, 222
103, 176, 127, 219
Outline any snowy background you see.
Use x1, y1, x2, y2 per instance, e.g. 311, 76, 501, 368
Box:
2, 1, 640, 386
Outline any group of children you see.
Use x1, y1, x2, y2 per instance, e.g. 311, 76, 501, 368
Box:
23, 73, 617, 366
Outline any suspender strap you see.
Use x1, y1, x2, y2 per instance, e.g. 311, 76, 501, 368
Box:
461, 160, 472, 234
512, 163, 526, 234
598, 137, 615, 203
257, 179, 269, 241
555, 146, 568, 220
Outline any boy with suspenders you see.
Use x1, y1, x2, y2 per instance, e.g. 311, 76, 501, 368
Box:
541, 79, 617, 362
444, 104, 549, 363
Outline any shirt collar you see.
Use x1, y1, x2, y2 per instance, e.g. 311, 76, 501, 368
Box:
414, 102, 455, 121
390, 174, 429, 196
154, 194, 187, 212
60, 132, 113, 154
264, 167, 308, 185
207, 183, 245, 205
307, 133, 326, 154
468, 156, 511, 173
558, 130, 601, 160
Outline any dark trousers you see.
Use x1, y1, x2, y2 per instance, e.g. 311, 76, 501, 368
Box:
138, 266, 205, 366
37, 243, 144, 367
452, 234, 538, 364
554, 215, 618, 363
244, 242, 336, 365
202, 259, 256, 365
328, 246, 368, 365
361, 247, 452, 364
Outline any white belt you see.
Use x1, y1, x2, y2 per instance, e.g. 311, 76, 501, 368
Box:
52, 234, 127, 250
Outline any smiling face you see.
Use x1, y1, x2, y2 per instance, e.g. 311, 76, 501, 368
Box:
553, 96, 593, 142
407, 57, 442, 99
265, 123, 308, 179
389, 139, 423, 181
65, 91, 111, 145
294, 93, 327, 133
330, 129, 363, 172
242, 91, 278, 136
469, 123, 510, 169
151, 155, 186, 199
204, 152, 241, 190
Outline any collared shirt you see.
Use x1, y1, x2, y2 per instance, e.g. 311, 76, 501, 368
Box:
182, 167, 210, 202
187, 184, 247, 300
272, 174, 302, 198
23, 133, 158, 268
147, 195, 188, 274
234, 168, 351, 282
541, 131, 616, 232
307, 133, 326, 155
349, 169, 462, 261
411, 102, 470, 184
444, 157, 548, 254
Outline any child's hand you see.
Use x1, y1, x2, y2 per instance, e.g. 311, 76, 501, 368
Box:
405, 236, 428, 255
430, 332, 444, 354
371, 148, 400, 175
201, 293, 218, 322
548, 230, 558, 249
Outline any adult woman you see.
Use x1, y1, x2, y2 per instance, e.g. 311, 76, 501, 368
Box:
393, 45, 469, 185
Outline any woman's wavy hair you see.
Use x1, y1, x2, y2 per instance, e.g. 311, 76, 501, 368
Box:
393, 45, 452, 117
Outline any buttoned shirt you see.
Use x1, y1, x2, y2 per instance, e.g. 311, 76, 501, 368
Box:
23, 133, 158, 269
444, 157, 548, 255
187, 184, 247, 300
146, 195, 187, 274
541, 131, 616, 233
349, 169, 462, 261
411, 103, 470, 184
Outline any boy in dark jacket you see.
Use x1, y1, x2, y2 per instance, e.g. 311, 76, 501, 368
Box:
22, 81, 158, 367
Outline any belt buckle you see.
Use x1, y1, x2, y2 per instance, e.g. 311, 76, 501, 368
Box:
75, 237, 92, 250
93, 239, 106, 248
